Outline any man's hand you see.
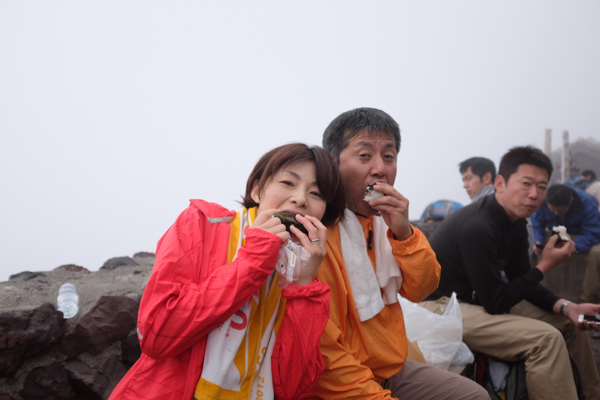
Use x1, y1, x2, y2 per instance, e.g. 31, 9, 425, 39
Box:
535, 234, 575, 275
368, 182, 412, 241
562, 302, 600, 332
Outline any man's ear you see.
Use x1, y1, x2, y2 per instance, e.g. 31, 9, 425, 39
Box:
482, 172, 493, 185
250, 180, 261, 204
495, 174, 505, 193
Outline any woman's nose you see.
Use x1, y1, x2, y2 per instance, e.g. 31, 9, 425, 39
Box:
290, 190, 307, 207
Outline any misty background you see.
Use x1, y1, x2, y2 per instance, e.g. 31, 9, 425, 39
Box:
1, 2, 599, 282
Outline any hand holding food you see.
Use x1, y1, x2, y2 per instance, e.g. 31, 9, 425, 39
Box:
252, 209, 289, 242
552, 225, 569, 243
287, 214, 327, 286
274, 212, 309, 236
365, 182, 413, 241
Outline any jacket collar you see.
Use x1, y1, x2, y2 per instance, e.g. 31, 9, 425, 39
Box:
485, 194, 527, 230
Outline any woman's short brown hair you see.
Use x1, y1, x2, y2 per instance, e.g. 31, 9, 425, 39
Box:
241, 143, 345, 227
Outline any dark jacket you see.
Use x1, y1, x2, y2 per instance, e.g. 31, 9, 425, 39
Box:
427, 195, 558, 315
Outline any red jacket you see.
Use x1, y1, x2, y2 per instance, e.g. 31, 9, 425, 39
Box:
109, 200, 330, 400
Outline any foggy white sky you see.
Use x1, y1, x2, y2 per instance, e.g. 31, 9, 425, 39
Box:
1, 2, 599, 282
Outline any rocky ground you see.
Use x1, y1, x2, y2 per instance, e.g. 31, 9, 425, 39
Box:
1, 250, 600, 399
0, 253, 154, 400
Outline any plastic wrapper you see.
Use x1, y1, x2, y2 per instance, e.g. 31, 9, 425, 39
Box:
399, 292, 473, 370
275, 240, 311, 289
363, 184, 385, 202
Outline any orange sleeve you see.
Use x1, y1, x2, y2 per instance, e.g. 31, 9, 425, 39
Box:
390, 225, 441, 303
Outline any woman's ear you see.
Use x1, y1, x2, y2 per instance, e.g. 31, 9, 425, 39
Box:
250, 180, 261, 204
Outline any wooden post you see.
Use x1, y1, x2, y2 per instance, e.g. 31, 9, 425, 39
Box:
562, 130, 570, 183
545, 129, 552, 157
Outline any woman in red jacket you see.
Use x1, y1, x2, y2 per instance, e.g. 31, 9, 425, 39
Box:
109, 143, 345, 400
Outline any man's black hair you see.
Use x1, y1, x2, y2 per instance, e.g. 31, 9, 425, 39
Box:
546, 184, 574, 207
581, 169, 597, 181
322, 107, 401, 162
459, 157, 497, 182
497, 146, 553, 182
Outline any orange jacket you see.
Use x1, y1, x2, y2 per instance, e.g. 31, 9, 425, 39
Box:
109, 200, 330, 400
307, 217, 440, 400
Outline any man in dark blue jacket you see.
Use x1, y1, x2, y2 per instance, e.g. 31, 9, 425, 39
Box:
532, 184, 600, 303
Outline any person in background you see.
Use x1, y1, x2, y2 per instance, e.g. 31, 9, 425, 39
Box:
532, 183, 600, 304
109, 143, 346, 400
460, 155, 535, 256
306, 107, 489, 400
581, 169, 600, 211
459, 156, 496, 202
423, 146, 600, 400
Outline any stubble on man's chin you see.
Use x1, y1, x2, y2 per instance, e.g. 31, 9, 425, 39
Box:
348, 202, 378, 218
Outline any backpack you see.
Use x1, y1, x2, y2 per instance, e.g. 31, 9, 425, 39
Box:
419, 199, 463, 221
474, 353, 585, 400
475, 354, 528, 400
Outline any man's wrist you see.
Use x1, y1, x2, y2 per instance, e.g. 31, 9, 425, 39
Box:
392, 225, 413, 241
535, 261, 552, 276
559, 300, 572, 316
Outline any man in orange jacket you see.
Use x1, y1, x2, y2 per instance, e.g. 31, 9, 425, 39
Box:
306, 108, 489, 400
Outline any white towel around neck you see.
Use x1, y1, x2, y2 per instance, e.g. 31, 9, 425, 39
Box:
339, 209, 403, 322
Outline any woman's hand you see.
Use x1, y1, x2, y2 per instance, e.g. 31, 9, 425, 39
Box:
289, 214, 327, 286
251, 209, 289, 242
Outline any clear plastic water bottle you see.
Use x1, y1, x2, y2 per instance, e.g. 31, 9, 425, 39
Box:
57, 282, 79, 319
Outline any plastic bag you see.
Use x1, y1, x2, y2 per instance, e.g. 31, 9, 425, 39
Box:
275, 240, 311, 289
399, 292, 472, 370
452, 342, 475, 366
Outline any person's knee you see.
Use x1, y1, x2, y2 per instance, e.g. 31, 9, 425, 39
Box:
532, 326, 566, 357
588, 244, 600, 260
445, 373, 490, 400
465, 381, 490, 400
546, 326, 565, 345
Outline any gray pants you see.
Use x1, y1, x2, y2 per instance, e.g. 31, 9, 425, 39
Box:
381, 359, 490, 400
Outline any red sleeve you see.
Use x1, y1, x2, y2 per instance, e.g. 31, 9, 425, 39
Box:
272, 279, 330, 400
138, 206, 283, 359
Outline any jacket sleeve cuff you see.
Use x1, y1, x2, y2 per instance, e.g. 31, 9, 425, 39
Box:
387, 223, 423, 253
282, 278, 329, 299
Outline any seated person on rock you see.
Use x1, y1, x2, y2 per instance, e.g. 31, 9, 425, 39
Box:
305, 107, 489, 400
580, 169, 600, 210
532, 183, 600, 303
109, 143, 346, 400
421, 145, 600, 400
